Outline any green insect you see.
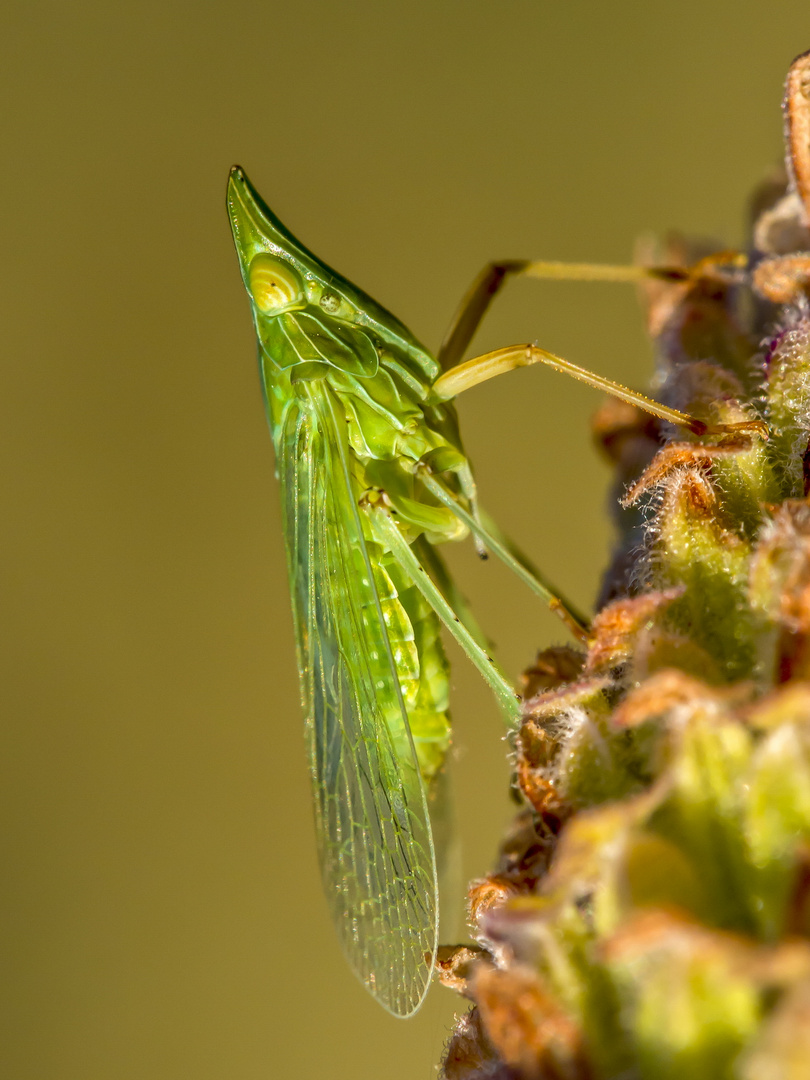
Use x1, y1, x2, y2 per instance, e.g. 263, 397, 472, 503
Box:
226, 167, 756, 1015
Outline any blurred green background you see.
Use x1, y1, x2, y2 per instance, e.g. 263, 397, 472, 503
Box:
2, 3, 806, 1077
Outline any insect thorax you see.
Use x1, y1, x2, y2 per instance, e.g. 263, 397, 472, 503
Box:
261, 309, 472, 549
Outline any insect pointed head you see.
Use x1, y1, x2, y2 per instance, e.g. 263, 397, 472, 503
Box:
227, 166, 312, 310
228, 166, 368, 317
226, 167, 434, 360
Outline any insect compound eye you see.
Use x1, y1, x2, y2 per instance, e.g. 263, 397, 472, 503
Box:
319, 290, 341, 315
248, 254, 304, 313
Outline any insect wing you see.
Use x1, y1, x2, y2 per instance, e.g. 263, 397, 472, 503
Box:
278, 391, 438, 1016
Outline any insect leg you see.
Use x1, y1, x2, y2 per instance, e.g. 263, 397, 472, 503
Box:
432, 342, 768, 441
416, 466, 590, 643
371, 508, 521, 727
437, 252, 746, 370
438, 260, 530, 371
412, 536, 492, 653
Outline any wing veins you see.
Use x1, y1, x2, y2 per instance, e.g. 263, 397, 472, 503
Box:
278, 385, 438, 1015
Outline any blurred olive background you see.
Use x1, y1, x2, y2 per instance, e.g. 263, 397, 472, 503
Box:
2, 3, 806, 1077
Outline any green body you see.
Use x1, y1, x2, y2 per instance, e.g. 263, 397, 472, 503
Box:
227, 168, 482, 1015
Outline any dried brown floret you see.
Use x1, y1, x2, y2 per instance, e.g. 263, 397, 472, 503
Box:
436, 944, 490, 997
520, 647, 585, 700
584, 588, 682, 673
442, 1007, 512, 1080
522, 677, 613, 720
468, 875, 525, 927
784, 49, 810, 220
620, 435, 753, 507
611, 668, 753, 728
472, 965, 591, 1080
753, 254, 810, 303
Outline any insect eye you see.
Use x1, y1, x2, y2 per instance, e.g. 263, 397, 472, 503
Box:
319, 290, 341, 314
248, 254, 304, 313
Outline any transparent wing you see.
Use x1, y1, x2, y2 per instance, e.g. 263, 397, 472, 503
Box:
277, 389, 438, 1017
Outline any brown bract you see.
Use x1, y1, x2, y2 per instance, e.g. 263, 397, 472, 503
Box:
468, 875, 525, 927
611, 668, 754, 728
473, 966, 590, 1080
620, 436, 753, 507
520, 647, 585, 701
436, 944, 490, 997
785, 49, 810, 220
517, 677, 612, 816
753, 255, 810, 303
442, 1008, 514, 1080
584, 589, 683, 673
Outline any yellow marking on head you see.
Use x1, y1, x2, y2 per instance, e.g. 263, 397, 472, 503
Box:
248, 254, 304, 313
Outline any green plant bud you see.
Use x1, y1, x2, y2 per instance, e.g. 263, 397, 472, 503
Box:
744, 720, 810, 937
654, 469, 755, 680
602, 913, 763, 1080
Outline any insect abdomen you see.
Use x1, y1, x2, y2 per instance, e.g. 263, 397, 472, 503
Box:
369, 549, 451, 787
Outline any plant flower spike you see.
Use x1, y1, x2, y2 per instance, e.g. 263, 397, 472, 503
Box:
433, 48, 810, 1080
229, 47, 810, 1070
